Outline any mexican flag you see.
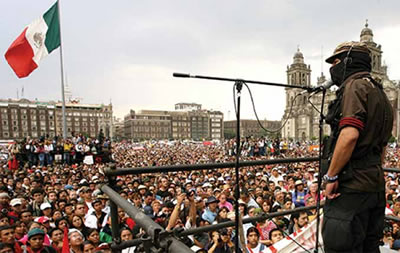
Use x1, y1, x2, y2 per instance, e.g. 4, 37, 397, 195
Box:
5, 2, 60, 78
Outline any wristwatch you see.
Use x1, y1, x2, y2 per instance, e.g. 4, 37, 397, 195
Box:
323, 174, 338, 183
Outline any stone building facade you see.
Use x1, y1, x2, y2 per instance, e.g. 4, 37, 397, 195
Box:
224, 119, 281, 138
0, 98, 113, 140
124, 104, 224, 140
281, 22, 399, 140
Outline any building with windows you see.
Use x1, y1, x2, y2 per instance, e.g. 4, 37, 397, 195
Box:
0, 98, 113, 140
175, 103, 202, 111
281, 22, 400, 140
124, 104, 223, 140
124, 110, 171, 140
224, 119, 281, 138
55, 102, 113, 139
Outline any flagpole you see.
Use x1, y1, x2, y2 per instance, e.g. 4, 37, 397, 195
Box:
56, 0, 67, 139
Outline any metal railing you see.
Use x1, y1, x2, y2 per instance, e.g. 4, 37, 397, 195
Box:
102, 157, 399, 252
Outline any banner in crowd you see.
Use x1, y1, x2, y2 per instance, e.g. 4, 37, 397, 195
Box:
264, 215, 323, 253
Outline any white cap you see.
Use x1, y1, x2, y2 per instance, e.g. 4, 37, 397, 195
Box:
203, 182, 212, 188
40, 202, 52, 210
79, 179, 88, 184
10, 198, 22, 207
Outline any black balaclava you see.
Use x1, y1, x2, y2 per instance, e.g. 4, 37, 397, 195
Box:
329, 51, 372, 85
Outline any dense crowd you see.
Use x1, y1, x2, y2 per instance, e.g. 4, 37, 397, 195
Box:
0, 136, 399, 252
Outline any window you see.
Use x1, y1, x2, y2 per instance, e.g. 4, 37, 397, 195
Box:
3, 132, 9, 137
31, 115, 36, 120
2, 121, 7, 126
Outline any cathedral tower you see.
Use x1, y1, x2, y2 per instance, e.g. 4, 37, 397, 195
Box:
282, 48, 313, 140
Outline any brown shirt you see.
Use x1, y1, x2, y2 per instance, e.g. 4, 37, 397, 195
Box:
338, 72, 393, 192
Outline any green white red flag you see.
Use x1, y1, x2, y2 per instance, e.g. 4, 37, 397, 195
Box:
5, 2, 60, 78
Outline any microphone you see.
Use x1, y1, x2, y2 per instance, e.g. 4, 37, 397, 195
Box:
300, 79, 334, 95
173, 73, 191, 78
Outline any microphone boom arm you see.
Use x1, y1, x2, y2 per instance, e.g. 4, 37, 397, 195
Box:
173, 72, 312, 91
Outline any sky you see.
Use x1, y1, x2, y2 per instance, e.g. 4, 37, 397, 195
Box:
1, 0, 400, 121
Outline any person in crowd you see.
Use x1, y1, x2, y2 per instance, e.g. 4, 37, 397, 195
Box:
202, 197, 219, 224
70, 215, 90, 239
288, 211, 309, 234
49, 228, 64, 252
69, 229, 84, 253
269, 228, 284, 245
292, 180, 307, 207
26, 228, 57, 253
246, 227, 267, 253
82, 241, 96, 253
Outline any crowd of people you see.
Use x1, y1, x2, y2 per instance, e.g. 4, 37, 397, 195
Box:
0, 135, 399, 252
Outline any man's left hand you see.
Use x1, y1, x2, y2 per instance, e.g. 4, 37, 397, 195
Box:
325, 181, 340, 199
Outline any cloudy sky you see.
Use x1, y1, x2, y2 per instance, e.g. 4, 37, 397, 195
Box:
1, 0, 400, 121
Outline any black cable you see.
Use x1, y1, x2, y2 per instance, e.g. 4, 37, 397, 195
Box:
240, 82, 301, 134
233, 81, 313, 252
307, 94, 321, 115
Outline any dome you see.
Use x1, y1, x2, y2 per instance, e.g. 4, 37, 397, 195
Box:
360, 20, 374, 43
293, 48, 304, 64
294, 48, 303, 58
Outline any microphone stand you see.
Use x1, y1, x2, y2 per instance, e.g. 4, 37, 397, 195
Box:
173, 72, 317, 253
314, 88, 327, 253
